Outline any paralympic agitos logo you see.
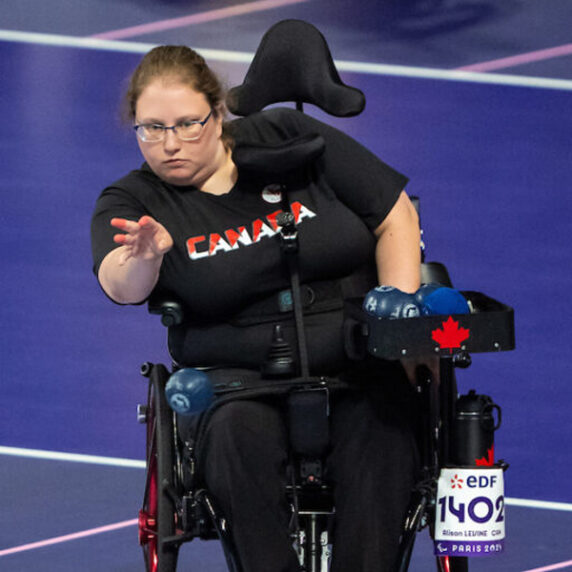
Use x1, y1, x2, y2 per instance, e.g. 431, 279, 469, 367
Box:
185, 201, 317, 260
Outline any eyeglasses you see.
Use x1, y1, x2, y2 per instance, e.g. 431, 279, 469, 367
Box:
134, 110, 213, 142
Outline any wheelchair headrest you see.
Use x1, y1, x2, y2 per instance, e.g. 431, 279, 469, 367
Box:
227, 19, 365, 118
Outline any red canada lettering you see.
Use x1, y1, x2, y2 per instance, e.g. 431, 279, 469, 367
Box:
209, 233, 232, 255
185, 202, 317, 260
225, 227, 251, 247
291, 201, 317, 223
265, 209, 282, 231
186, 235, 208, 260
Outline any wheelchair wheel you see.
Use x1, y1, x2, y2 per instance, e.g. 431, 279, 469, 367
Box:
437, 555, 469, 571
139, 364, 180, 572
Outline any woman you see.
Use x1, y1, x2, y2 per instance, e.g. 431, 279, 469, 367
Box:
91, 45, 421, 571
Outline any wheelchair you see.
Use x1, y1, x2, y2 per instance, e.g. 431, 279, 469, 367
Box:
135, 20, 515, 572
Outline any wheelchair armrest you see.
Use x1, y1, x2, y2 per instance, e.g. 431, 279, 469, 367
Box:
421, 262, 453, 287
148, 294, 185, 327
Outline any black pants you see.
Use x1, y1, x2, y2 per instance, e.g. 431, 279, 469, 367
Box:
195, 363, 419, 572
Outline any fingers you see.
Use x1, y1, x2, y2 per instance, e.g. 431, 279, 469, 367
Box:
113, 232, 139, 246
111, 217, 149, 246
113, 232, 128, 245
109, 216, 173, 259
111, 219, 143, 254
111, 216, 159, 235
111, 217, 140, 232
139, 216, 174, 253
138, 215, 155, 228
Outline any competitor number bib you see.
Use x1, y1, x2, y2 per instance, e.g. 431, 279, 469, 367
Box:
434, 467, 505, 557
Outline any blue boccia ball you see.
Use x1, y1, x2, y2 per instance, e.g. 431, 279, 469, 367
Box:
415, 283, 470, 316
413, 283, 441, 305
363, 285, 422, 319
165, 368, 214, 416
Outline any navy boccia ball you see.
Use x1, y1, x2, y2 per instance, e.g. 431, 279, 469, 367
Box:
165, 368, 214, 416
363, 285, 422, 319
415, 284, 470, 316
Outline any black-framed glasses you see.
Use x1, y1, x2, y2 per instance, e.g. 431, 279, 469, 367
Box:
134, 110, 213, 142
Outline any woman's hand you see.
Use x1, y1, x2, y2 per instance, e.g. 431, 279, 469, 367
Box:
97, 216, 173, 304
111, 215, 173, 265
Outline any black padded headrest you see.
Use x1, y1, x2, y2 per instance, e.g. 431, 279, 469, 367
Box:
227, 19, 365, 118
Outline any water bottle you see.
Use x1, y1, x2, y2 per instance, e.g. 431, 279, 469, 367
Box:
452, 390, 501, 466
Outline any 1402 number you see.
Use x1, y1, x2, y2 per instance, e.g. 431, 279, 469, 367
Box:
438, 495, 505, 524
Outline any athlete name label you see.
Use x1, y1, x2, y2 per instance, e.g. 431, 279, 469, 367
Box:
434, 467, 505, 557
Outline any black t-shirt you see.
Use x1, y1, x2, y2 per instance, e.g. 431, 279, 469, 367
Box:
91, 108, 408, 370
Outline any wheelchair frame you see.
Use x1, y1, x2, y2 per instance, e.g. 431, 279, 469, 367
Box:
136, 283, 514, 572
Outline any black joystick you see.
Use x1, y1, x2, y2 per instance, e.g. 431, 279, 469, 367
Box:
261, 324, 295, 377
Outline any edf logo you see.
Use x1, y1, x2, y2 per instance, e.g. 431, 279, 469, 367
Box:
467, 475, 498, 488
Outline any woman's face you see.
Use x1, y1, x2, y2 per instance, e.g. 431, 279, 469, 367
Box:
134, 78, 224, 187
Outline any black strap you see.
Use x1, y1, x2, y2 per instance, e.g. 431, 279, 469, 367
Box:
277, 190, 310, 378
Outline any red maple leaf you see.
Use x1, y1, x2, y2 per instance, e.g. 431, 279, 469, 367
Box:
475, 446, 495, 466
431, 316, 470, 353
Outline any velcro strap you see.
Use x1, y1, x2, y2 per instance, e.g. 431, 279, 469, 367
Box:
230, 280, 343, 326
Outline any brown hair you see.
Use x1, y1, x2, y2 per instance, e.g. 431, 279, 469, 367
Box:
123, 45, 233, 148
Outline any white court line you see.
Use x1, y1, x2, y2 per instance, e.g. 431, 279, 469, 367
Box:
0, 445, 146, 469
457, 42, 572, 73
334, 60, 572, 92
522, 560, 572, 572
90, 0, 310, 40
505, 497, 572, 513
1, 29, 572, 92
2, 445, 572, 513
0, 519, 138, 557
0, 29, 158, 54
